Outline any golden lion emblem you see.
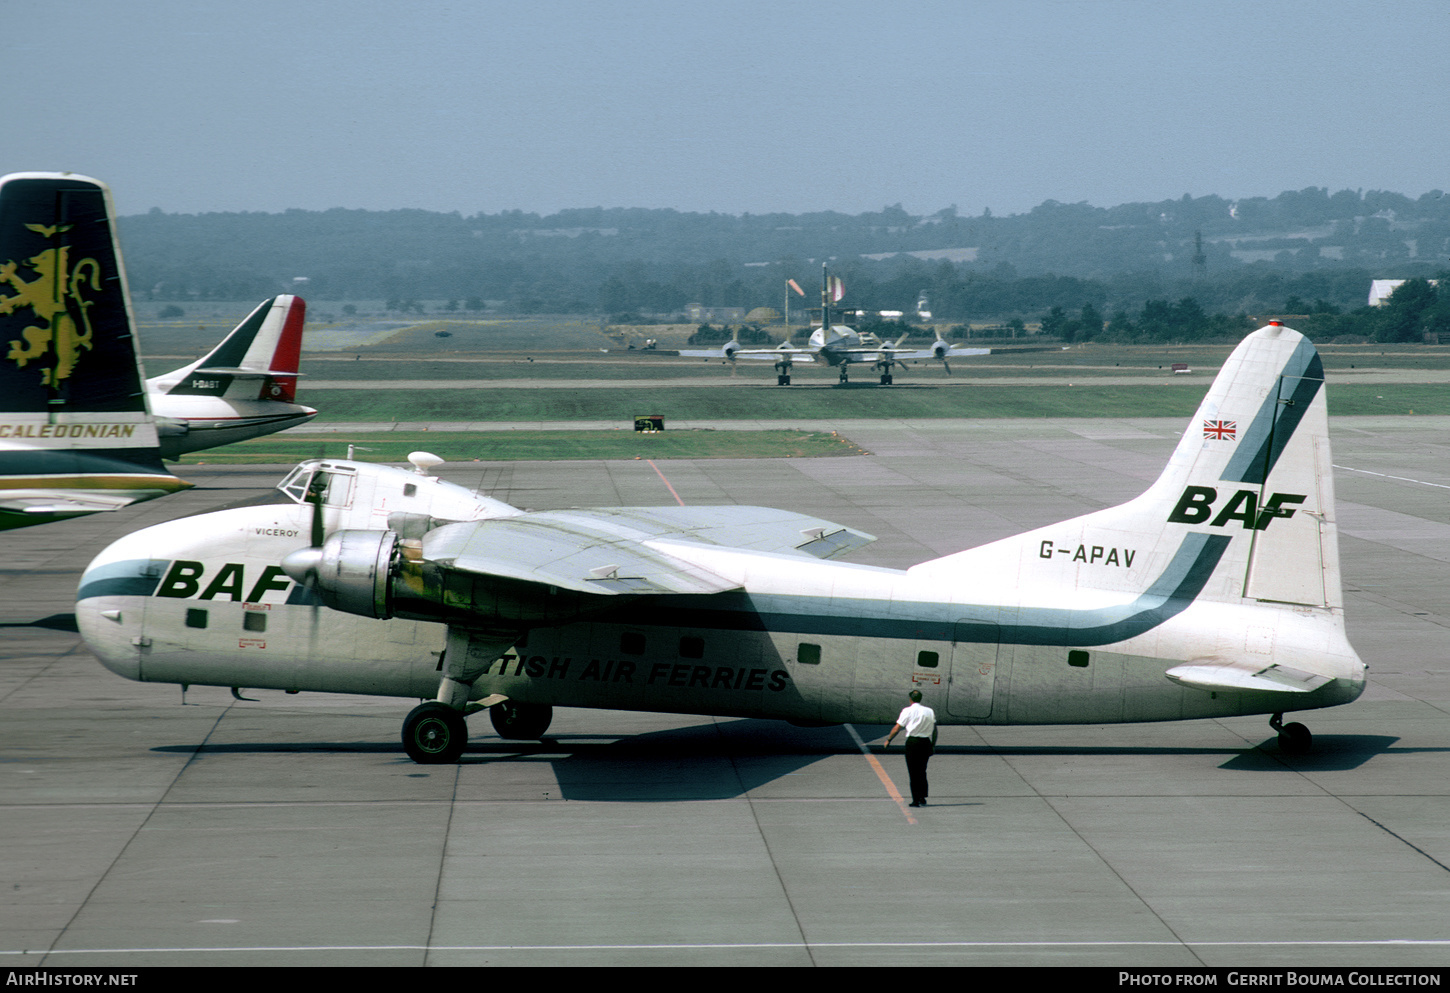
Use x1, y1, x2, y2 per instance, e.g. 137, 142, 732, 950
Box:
1, 223, 102, 387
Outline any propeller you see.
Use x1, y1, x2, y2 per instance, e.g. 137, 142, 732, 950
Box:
278, 469, 330, 658
930, 339, 954, 375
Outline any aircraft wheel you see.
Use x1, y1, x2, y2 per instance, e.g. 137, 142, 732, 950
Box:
402, 702, 467, 764
1277, 721, 1312, 755
782, 375, 791, 385
879, 374, 893, 385
490, 700, 554, 739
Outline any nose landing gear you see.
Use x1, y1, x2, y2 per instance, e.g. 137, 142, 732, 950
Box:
1270, 712, 1312, 755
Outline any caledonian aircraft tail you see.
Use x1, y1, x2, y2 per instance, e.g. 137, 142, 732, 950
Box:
0, 172, 189, 530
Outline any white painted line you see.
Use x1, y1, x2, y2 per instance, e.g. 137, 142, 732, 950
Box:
11, 939, 1450, 956
1335, 465, 1450, 490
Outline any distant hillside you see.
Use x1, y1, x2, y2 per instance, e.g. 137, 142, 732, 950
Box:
115, 188, 1450, 321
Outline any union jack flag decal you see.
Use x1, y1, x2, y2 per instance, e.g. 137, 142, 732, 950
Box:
1203, 420, 1236, 441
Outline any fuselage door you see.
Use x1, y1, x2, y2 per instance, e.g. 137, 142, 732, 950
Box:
948, 620, 1000, 720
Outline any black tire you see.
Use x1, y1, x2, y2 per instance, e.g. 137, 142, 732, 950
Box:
490, 700, 554, 739
1278, 721, 1312, 755
402, 702, 467, 764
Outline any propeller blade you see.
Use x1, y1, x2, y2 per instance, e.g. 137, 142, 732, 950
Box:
307, 475, 325, 547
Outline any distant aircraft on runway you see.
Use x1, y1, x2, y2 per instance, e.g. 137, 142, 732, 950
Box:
680, 264, 990, 384
146, 295, 318, 459
79, 321, 1363, 762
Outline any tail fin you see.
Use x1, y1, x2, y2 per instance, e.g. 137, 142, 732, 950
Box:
0, 173, 149, 414
152, 295, 306, 402
916, 322, 1341, 611
0, 173, 188, 528
1135, 321, 1336, 608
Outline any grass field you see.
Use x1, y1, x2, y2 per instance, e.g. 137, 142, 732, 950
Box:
300, 382, 1450, 423
174, 429, 864, 465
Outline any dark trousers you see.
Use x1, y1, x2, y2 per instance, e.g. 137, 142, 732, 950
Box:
904, 736, 933, 804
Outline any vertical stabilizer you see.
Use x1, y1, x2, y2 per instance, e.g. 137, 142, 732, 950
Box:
914, 323, 1342, 613
0, 173, 148, 414
152, 294, 307, 403
0, 172, 186, 529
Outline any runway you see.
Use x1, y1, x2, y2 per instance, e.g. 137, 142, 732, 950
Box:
2, 416, 1448, 967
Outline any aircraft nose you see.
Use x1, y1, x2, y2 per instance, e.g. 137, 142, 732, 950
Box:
76, 540, 166, 683
75, 597, 142, 681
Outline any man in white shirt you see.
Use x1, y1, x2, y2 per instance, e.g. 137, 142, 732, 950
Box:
884, 689, 936, 807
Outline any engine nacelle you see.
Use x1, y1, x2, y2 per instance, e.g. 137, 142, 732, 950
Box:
930, 339, 951, 359
722, 340, 742, 360
282, 528, 399, 619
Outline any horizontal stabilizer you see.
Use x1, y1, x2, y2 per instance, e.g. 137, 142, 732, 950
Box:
1164, 659, 1333, 694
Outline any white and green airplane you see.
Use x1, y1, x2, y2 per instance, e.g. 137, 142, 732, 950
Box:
78, 321, 1364, 762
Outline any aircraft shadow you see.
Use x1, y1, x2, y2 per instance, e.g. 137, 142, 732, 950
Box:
149, 724, 1418, 795
0, 613, 79, 631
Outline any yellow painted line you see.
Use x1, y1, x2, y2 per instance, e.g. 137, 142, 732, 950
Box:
845, 724, 916, 825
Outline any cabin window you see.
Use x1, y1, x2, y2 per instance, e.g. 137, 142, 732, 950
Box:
404, 483, 417, 497
1068, 650, 1089, 668
243, 612, 268, 633
620, 632, 646, 655
679, 636, 704, 659
185, 608, 208, 629
916, 650, 939, 669
798, 643, 822, 665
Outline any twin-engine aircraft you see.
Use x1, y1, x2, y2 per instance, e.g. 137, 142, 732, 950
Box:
78, 320, 1364, 762
680, 265, 989, 384
0, 171, 315, 529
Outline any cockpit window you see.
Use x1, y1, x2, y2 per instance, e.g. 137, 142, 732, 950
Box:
278, 466, 310, 503
277, 466, 355, 508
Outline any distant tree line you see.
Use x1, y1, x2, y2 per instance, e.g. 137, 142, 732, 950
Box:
1027, 276, 1450, 344
117, 188, 1450, 325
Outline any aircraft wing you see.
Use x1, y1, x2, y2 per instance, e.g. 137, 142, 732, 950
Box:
1164, 659, 1334, 695
677, 344, 816, 362
885, 346, 992, 360
422, 506, 876, 596
0, 493, 150, 515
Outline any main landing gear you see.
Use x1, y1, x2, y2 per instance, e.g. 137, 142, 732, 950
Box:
1270, 712, 1312, 755
400, 698, 556, 764
402, 701, 467, 764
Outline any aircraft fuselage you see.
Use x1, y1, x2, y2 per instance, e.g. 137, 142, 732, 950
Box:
78, 504, 1363, 728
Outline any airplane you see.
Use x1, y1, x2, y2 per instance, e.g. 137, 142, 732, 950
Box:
0, 172, 191, 530
77, 321, 1365, 763
680, 265, 990, 385
147, 294, 318, 460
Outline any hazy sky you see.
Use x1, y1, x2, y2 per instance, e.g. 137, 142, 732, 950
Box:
8, 1, 1447, 218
